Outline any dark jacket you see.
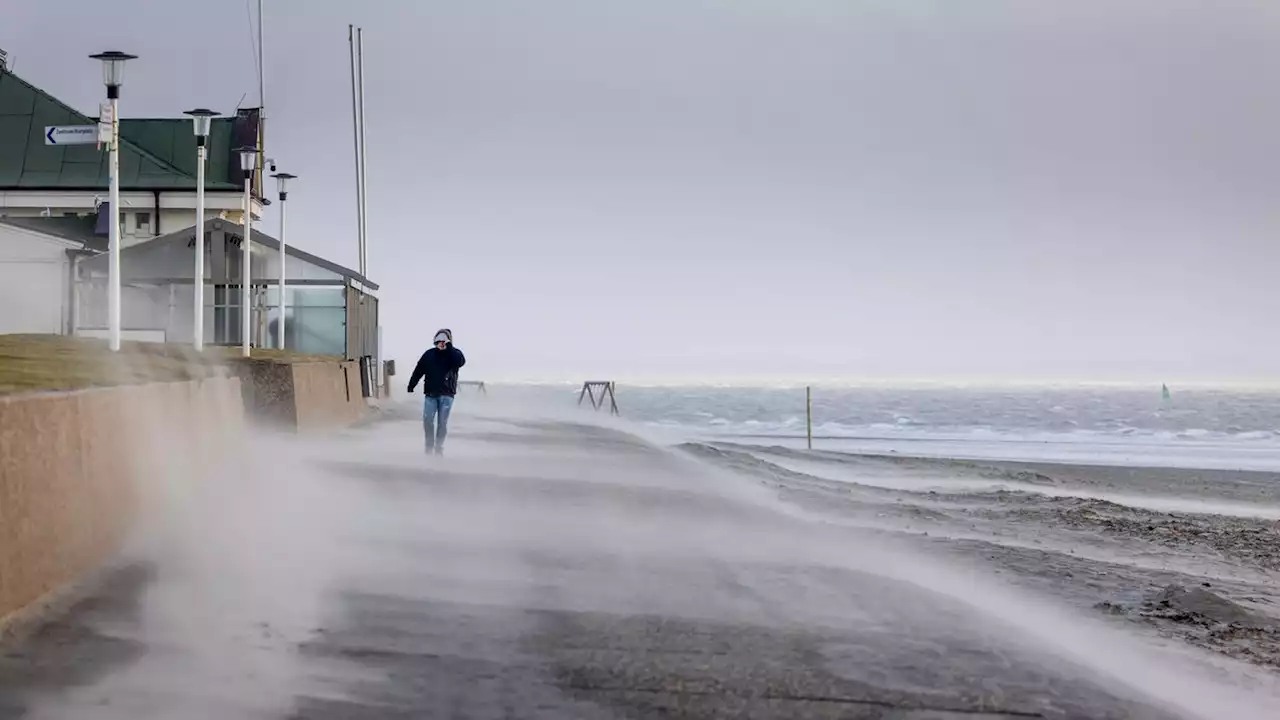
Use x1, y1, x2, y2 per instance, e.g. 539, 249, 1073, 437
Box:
408, 345, 466, 397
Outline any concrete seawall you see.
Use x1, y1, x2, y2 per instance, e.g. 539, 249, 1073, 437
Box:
0, 356, 367, 634
292, 360, 366, 432
0, 377, 244, 631
235, 359, 365, 432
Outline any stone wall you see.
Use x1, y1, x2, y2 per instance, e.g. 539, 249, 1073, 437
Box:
232, 359, 365, 432
0, 377, 244, 631
0, 356, 363, 631
234, 359, 298, 428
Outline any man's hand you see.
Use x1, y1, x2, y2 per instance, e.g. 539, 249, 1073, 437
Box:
407, 384, 416, 394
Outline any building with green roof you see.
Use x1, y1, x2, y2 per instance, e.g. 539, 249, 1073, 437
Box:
0, 58, 379, 371
0, 62, 265, 246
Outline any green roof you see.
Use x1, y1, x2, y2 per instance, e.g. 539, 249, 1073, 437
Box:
0, 68, 241, 192
118, 118, 240, 190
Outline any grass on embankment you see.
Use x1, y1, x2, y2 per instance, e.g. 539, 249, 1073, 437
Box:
0, 334, 340, 396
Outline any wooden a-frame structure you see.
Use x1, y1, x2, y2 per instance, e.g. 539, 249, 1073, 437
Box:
578, 381, 619, 416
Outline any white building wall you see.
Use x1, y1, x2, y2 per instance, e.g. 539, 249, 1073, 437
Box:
77, 282, 188, 344
0, 190, 263, 249
74, 233, 350, 348
80, 236, 344, 285
0, 224, 76, 335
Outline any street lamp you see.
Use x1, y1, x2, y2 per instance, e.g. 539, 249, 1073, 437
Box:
184, 108, 219, 352
237, 146, 257, 357
89, 50, 136, 352
271, 172, 296, 350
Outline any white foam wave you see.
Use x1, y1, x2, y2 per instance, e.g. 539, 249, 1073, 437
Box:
650, 418, 1280, 446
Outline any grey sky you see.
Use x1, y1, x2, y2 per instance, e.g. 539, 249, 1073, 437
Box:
4, 1, 1279, 383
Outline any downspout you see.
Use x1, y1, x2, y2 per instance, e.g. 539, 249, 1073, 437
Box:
66, 250, 82, 336
153, 190, 161, 236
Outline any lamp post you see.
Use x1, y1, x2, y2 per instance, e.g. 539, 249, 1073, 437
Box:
270, 172, 296, 350
236, 146, 257, 357
89, 51, 136, 352
184, 108, 219, 352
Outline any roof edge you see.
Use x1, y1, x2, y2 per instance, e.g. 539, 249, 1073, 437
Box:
118, 117, 237, 122
92, 218, 379, 290
0, 67, 211, 186
0, 217, 97, 249
0, 184, 244, 192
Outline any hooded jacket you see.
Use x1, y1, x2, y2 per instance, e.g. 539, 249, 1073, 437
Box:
407, 329, 466, 397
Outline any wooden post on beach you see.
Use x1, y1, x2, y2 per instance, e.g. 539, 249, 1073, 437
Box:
806, 385, 813, 450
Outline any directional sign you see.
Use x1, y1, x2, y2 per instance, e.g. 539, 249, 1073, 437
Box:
45, 125, 98, 146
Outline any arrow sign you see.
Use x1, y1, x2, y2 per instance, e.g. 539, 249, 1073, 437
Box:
45, 125, 98, 146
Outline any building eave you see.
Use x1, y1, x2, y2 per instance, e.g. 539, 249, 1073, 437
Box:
75, 218, 379, 291
0, 218, 89, 250
0, 184, 247, 193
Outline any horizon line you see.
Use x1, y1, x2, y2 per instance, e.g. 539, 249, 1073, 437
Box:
465, 375, 1280, 390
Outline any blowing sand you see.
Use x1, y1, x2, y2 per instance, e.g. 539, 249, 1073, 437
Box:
694, 443, 1280, 673
1, 401, 1278, 719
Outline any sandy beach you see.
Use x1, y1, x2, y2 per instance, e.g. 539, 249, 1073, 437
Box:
693, 442, 1280, 673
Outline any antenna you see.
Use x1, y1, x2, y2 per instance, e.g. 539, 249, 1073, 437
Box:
356, 27, 369, 277
255, 0, 267, 199
257, 0, 266, 116
349, 25, 365, 277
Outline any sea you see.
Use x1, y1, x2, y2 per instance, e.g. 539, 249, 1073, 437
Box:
483, 384, 1280, 471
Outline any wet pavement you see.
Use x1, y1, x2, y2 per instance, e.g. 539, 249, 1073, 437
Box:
0, 408, 1269, 718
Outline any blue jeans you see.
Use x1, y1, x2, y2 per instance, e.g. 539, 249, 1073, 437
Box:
423, 395, 455, 454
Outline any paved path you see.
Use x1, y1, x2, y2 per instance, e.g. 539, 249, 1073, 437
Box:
0, 408, 1268, 718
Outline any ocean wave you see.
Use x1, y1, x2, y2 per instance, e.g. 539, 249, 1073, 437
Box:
644, 418, 1280, 447
487, 384, 1280, 453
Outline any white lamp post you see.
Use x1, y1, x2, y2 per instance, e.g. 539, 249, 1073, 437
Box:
236, 146, 257, 357
89, 51, 136, 352
184, 108, 219, 352
271, 172, 296, 350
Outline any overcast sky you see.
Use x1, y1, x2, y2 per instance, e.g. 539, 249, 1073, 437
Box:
4, 1, 1280, 384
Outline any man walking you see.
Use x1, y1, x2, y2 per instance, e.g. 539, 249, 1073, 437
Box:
407, 328, 466, 455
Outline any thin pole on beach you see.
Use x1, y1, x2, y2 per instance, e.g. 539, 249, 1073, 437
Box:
806, 386, 813, 450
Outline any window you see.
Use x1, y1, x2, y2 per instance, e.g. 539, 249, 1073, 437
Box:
212, 285, 245, 346
136, 212, 152, 234
260, 287, 346, 354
